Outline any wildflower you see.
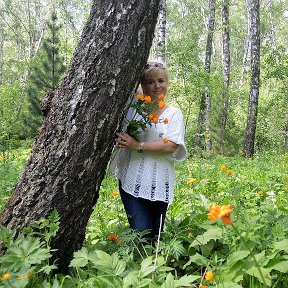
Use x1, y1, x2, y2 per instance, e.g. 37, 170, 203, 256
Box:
152, 114, 159, 124
187, 178, 198, 185
158, 93, 165, 100
205, 271, 214, 281
148, 113, 154, 121
107, 233, 118, 241
137, 94, 145, 101
158, 100, 165, 109
163, 118, 169, 124
257, 190, 264, 196
163, 138, 169, 144
199, 284, 207, 288
112, 191, 119, 197
226, 168, 233, 175
187, 232, 193, 238
1, 272, 11, 281
220, 164, 227, 171
208, 203, 233, 225
144, 95, 151, 104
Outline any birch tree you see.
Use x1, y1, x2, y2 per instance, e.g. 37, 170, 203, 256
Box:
219, 0, 231, 152
155, 0, 166, 62
0, 0, 161, 270
243, 0, 260, 157
195, 0, 216, 150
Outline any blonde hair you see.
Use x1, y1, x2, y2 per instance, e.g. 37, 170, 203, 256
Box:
140, 59, 169, 84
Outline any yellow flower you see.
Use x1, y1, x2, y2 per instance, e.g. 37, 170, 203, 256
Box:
112, 191, 119, 197
137, 95, 144, 101
208, 203, 233, 225
187, 232, 193, 238
187, 178, 198, 185
257, 190, 264, 196
163, 138, 169, 144
205, 271, 214, 281
226, 168, 233, 175
199, 284, 207, 288
158, 100, 165, 109
144, 95, 151, 104
220, 164, 227, 171
163, 118, 169, 124
107, 233, 118, 241
1, 272, 11, 281
137, 94, 145, 101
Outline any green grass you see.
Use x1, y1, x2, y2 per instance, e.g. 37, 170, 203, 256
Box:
1, 147, 288, 287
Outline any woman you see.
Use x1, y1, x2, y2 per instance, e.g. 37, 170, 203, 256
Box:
111, 59, 187, 239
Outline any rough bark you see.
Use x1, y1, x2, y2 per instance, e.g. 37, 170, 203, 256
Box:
219, 0, 231, 152
243, 0, 260, 157
156, 0, 166, 62
0, 0, 161, 271
195, 0, 215, 151
240, 0, 251, 84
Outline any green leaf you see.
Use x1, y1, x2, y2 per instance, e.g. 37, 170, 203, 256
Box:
266, 259, 288, 273
245, 266, 271, 287
273, 239, 288, 253
176, 274, 201, 286
183, 253, 209, 268
226, 250, 250, 268
69, 247, 90, 268
190, 227, 222, 247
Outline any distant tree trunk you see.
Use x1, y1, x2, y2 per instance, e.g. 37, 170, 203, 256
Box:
156, 0, 166, 62
219, 0, 231, 152
284, 88, 288, 152
195, 0, 215, 151
0, 0, 160, 271
243, 0, 260, 157
240, 0, 251, 84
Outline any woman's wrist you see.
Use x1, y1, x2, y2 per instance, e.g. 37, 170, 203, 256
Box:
137, 142, 144, 153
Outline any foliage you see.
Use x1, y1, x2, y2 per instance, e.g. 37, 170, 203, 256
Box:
2, 147, 288, 287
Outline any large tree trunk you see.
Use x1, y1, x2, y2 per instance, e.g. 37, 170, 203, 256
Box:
243, 0, 260, 157
195, 0, 215, 151
219, 0, 231, 152
0, 0, 160, 271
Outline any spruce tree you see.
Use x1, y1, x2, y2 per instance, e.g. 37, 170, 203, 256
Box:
25, 11, 66, 136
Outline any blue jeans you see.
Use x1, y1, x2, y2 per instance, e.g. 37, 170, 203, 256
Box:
119, 182, 168, 238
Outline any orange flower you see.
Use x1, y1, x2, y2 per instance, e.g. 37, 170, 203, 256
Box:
144, 95, 151, 103
137, 94, 145, 101
205, 271, 214, 281
208, 203, 233, 225
199, 284, 207, 288
220, 164, 227, 171
152, 114, 159, 124
107, 233, 118, 241
158, 100, 165, 109
112, 191, 119, 197
163, 118, 169, 124
148, 113, 153, 120
226, 168, 233, 175
163, 138, 169, 144
158, 93, 165, 100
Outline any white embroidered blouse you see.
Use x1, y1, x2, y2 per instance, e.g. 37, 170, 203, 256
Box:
110, 105, 187, 203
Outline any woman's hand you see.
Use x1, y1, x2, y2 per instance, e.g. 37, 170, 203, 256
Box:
115, 132, 139, 151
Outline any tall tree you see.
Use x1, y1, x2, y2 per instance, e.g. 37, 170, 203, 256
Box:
155, 0, 166, 61
243, 0, 260, 157
0, 0, 161, 271
219, 0, 231, 152
195, 0, 216, 151
24, 11, 66, 136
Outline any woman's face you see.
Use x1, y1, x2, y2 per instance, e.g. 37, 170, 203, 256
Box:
141, 70, 168, 101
